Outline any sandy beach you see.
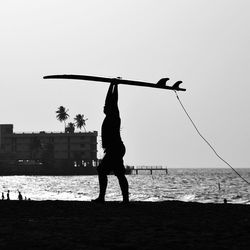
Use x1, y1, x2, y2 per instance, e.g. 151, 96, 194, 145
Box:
0, 201, 249, 249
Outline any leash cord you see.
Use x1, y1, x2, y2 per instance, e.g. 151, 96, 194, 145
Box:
174, 91, 249, 185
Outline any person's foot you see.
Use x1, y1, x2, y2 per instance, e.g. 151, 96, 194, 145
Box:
122, 198, 129, 204
91, 198, 105, 204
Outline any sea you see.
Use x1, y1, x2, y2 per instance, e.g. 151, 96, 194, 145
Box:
0, 168, 250, 204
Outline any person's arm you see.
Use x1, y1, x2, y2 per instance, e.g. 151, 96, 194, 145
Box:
104, 81, 119, 114
112, 83, 118, 105
104, 83, 114, 107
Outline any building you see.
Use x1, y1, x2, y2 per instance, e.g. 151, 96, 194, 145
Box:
0, 124, 98, 175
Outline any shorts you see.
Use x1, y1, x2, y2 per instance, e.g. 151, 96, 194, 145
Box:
97, 143, 126, 176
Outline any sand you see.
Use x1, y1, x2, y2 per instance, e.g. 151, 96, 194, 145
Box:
0, 200, 249, 249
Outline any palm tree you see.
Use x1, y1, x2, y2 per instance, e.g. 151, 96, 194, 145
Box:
66, 122, 75, 133
74, 114, 88, 132
56, 106, 69, 131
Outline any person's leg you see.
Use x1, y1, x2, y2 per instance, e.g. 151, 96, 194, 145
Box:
117, 174, 129, 203
92, 171, 108, 203
115, 144, 128, 202
92, 156, 109, 203
98, 172, 108, 201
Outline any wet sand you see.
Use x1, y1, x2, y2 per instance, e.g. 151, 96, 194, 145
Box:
0, 200, 249, 249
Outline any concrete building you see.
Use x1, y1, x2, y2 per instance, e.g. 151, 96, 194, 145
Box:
0, 124, 98, 175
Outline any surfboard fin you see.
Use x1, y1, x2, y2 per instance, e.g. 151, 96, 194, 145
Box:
156, 78, 170, 87
172, 81, 183, 90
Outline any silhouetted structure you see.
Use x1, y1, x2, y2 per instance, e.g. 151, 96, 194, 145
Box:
93, 82, 129, 203
131, 166, 168, 175
0, 124, 98, 175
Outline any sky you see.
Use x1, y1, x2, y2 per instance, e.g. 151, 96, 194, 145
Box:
0, 0, 250, 168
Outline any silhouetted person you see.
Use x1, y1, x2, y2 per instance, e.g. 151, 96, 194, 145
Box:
92, 82, 129, 203
18, 191, 23, 201
7, 190, 10, 200
1, 192, 4, 200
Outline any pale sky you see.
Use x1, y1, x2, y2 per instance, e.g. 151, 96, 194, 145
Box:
0, 0, 250, 168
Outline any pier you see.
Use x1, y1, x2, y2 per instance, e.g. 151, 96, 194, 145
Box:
128, 166, 168, 175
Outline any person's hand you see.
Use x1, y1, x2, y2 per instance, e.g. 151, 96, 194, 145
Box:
111, 77, 122, 85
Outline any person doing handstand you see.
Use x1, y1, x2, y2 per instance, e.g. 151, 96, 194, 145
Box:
92, 81, 129, 203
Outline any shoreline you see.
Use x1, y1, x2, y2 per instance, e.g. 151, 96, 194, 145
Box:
0, 200, 249, 249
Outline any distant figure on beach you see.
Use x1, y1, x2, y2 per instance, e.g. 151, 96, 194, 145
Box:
92, 81, 129, 203
7, 190, 10, 200
18, 191, 23, 201
2, 192, 4, 200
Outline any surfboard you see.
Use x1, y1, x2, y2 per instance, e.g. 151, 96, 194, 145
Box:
43, 74, 186, 91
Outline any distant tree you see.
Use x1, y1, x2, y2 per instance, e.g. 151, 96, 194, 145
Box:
65, 122, 75, 133
56, 106, 69, 131
74, 114, 88, 132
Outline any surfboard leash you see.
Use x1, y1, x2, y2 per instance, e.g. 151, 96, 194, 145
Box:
174, 90, 250, 185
